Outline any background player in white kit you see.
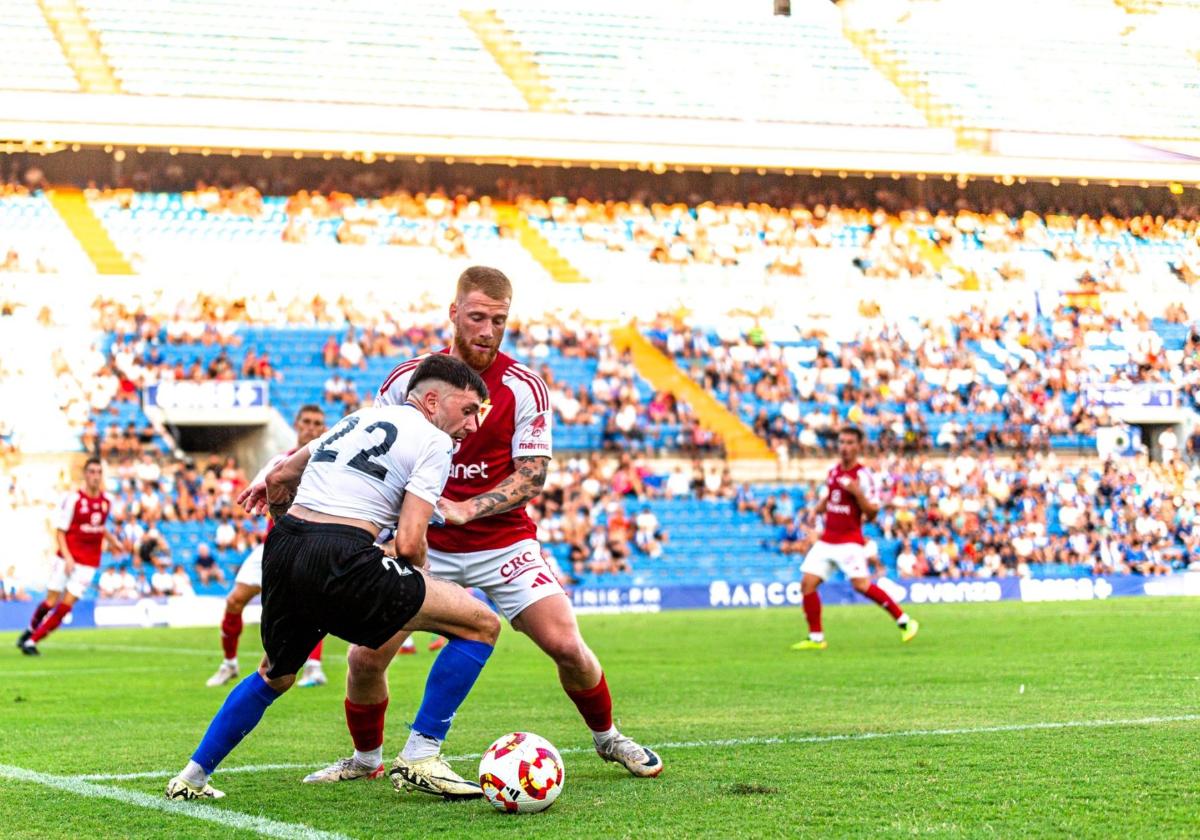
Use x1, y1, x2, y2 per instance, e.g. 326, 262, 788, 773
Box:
293, 266, 662, 791
206, 404, 329, 688
792, 426, 919, 650
167, 355, 499, 801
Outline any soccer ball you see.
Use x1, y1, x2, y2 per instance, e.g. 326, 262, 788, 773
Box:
478, 732, 565, 813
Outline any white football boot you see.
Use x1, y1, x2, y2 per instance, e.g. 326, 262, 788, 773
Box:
205, 660, 239, 687
389, 754, 483, 799
302, 756, 386, 784
596, 732, 664, 777
165, 776, 225, 800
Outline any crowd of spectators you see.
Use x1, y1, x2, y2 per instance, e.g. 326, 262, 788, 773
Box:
758, 451, 1200, 580
520, 183, 1200, 290
646, 300, 1199, 457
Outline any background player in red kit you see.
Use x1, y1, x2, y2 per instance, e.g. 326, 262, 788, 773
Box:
18, 457, 125, 655
792, 426, 919, 650
206, 404, 328, 688
292, 266, 661, 792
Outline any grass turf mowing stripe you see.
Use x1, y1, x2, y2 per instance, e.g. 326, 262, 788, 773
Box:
0, 764, 350, 840
77, 712, 1200, 781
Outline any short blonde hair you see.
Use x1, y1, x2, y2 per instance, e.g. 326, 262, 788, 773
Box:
456, 266, 512, 303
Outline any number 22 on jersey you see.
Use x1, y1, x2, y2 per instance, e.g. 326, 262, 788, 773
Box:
311, 415, 399, 481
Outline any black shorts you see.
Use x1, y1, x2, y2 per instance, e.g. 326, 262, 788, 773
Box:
260, 515, 426, 680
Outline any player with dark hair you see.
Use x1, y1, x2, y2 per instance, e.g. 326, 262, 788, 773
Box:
18, 457, 125, 655
206, 404, 329, 688
792, 425, 919, 650
167, 356, 496, 800
243, 266, 661, 795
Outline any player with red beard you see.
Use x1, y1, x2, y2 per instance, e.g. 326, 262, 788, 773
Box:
242, 267, 662, 796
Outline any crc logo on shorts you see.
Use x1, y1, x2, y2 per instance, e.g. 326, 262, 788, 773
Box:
499, 550, 541, 582
449, 461, 489, 480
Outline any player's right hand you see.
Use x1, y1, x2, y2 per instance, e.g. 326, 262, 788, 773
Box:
238, 480, 270, 516
64, 559, 75, 577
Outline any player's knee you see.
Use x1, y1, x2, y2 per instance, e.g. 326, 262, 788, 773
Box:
347, 643, 392, 678
801, 577, 820, 594
465, 609, 501, 646
543, 632, 590, 671
850, 577, 871, 593
226, 593, 247, 613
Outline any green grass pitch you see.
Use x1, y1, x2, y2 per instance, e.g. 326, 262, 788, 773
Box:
1, 598, 1197, 838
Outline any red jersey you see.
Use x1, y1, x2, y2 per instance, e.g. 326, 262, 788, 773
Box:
55, 489, 112, 567
377, 349, 552, 552
819, 462, 879, 546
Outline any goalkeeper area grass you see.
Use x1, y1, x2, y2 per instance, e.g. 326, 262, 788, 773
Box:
1, 598, 1197, 838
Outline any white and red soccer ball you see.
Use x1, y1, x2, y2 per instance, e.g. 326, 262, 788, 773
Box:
478, 732, 565, 814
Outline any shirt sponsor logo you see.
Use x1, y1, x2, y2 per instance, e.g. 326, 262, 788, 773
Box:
499, 550, 541, 581
449, 461, 489, 480
518, 442, 550, 452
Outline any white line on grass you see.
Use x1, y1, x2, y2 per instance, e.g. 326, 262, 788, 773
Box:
0, 666, 195, 678
52, 642, 230, 657
79, 713, 1200, 781
0, 764, 351, 840
82, 763, 314, 782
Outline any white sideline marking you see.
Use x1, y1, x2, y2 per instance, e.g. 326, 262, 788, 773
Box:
79, 713, 1200, 781
0, 666, 194, 678
82, 763, 312, 782
0, 764, 351, 840
52, 642, 231, 657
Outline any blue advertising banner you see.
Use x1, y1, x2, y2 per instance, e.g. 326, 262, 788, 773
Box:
2, 575, 1197, 630
0, 599, 94, 633
146, 379, 269, 410
570, 573, 1200, 614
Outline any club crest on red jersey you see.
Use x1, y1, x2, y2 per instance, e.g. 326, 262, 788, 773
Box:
529, 413, 548, 438
477, 400, 494, 425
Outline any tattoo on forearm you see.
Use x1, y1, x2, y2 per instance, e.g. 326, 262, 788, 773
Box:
469, 457, 548, 519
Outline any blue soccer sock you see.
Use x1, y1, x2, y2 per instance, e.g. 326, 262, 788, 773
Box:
190, 673, 281, 776
410, 637, 493, 742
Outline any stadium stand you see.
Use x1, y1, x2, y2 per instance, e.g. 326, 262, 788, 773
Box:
75, 0, 527, 109
857, 0, 1200, 138
495, 3, 925, 126
0, 0, 79, 93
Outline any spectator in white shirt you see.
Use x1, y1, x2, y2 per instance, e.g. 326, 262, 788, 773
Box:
171, 565, 195, 596
98, 566, 123, 598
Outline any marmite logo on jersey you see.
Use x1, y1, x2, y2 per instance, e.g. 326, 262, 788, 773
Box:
476, 400, 493, 426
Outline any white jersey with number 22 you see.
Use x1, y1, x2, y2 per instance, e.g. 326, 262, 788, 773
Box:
292, 404, 454, 529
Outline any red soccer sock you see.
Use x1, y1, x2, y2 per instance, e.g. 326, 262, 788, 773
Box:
802, 591, 823, 634
220, 611, 243, 660
28, 600, 51, 632
30, 602, 72, 642
307, 639, 324, 663
345, 698, 389, 753
864, 584, 905, 621
565, 673, 614, 733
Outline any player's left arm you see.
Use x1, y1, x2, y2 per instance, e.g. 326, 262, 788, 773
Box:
440, 370, 552, 526
102, 529, 125, 555
440, 455, 549, 525
845, 471, 882, 521
265, 445, 313, 520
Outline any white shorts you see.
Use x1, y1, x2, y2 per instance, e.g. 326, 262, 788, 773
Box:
800, 540, 870, 582
48, 557, 99, 599
234, 544, 264, 589
427, 539, 565, 621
